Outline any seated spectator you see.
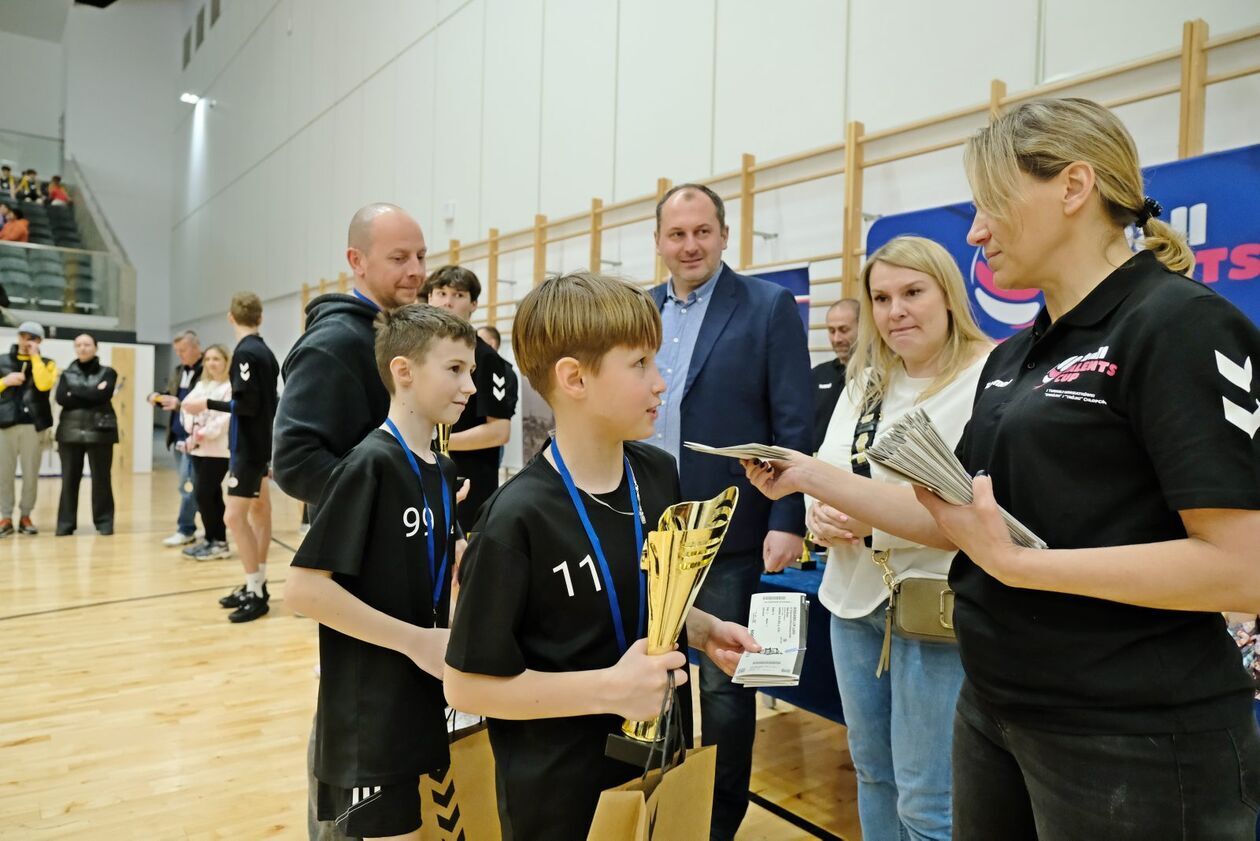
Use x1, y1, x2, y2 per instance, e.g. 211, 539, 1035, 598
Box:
0, 204, 9, 226
0, 166, 15, 200
47, 176, 71, 206
179, 344, 233, 560
16, 170, 43, 203
0, 208, 29, 243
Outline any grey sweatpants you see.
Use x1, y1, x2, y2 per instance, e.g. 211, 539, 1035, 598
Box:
0, 423, 41, 520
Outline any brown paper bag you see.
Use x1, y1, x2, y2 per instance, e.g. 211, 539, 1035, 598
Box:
585, 745, 716, 841
419, 723, 502, 841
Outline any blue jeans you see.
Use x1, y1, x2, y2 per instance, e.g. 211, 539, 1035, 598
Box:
830, 607, 963, 841
173, 448, 198, 536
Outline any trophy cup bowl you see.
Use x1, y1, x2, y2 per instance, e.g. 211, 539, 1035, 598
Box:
605, 486, 739, 767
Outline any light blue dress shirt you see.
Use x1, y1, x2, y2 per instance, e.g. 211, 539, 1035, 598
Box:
652, 264, 724, 463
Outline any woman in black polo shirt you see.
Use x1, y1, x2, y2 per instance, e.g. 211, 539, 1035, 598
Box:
745, 98, 1260, 838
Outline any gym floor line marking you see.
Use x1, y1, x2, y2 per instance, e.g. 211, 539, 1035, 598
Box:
0, 579, 291, 622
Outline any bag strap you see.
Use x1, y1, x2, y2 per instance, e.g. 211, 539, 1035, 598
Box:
849, 398, 899, 678
641, 671, 685, 780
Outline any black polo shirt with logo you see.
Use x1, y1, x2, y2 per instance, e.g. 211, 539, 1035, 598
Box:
292, 429, 459, 786
451, 336, 518, 530
951, 250, 1260, 735
811, 358, 846, 450
446, 440, 693, 841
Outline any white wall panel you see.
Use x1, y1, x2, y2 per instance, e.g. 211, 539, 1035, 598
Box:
432, 0, 485, 242
480, 0, 543, 233
614, 0, 714, 196
713, 0, 847, 172
849, 0, 1039, 132
538, 0, 617, 216
392, 35, 438, 235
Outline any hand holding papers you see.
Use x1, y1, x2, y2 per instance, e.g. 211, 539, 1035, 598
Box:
864, 408, 1047, 550
733, 593, 808, 688
684, 442, 795, 462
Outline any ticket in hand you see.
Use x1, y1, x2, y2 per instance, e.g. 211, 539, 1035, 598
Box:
733, 592, 808, 688
684, 441, 795, 462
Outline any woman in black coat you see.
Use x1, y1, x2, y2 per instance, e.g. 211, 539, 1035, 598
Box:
55, 333, 118, 535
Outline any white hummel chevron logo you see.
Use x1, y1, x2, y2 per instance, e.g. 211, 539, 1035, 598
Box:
985, 378, 1012, 390
492, 373, 506, 387
493, 387, 506, 400
1216, 350, 1260, 438
239, 361, 251, 382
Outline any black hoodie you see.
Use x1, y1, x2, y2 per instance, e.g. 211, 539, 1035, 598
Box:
272, 293, 390, 514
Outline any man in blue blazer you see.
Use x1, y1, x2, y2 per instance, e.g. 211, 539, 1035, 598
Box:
650, 184, 813, 840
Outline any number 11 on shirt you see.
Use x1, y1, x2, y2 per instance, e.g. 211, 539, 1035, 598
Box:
552, 556, 604, 598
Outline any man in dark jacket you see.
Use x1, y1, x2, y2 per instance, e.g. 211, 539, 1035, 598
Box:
154, 331, 203, 546
0, 321, 57, 536
272, 202, 426, 841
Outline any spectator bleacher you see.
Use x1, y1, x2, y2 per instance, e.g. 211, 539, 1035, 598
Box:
0, 169, 99, 315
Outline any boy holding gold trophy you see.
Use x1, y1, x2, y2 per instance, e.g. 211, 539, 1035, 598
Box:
445, 272, 760, 840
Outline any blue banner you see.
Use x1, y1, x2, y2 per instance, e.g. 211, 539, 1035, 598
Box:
866, 144, 1260, 338
751, 265, 812, 333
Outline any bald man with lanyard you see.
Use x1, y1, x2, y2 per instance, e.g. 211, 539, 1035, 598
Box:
273, 204, 427, 841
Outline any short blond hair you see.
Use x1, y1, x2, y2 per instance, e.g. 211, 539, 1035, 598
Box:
964, 97, 1193, 274
513, 272, 662, 400
229, 292, 263, 327
848, 236, 992, 407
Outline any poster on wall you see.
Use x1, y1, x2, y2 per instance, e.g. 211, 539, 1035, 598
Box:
750, 265, 811, 334
866, 143, 1260, 338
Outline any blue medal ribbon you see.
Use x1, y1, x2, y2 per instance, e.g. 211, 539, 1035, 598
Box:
352, 288, 381, 311
383, 419, 453, 612
550, 438, 646, 655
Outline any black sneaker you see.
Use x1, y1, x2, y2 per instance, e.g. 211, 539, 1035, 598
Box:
18, 517, 37, 535
220, 582, 269, 608
0, 520, 13, 538
228, 590, 269, 623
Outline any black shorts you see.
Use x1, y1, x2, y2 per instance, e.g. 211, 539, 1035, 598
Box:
317, 780, 421, 837
226, 460, 268, 498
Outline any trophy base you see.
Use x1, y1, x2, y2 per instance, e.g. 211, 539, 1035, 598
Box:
789, 558, 818, 571
605, 732, 680, 770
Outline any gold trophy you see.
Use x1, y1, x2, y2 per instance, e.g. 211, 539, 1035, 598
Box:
605, 486, 739, 767
435, 423, 452, 456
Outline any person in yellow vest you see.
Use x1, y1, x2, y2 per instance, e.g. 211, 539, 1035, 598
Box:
0, 321, 58, 536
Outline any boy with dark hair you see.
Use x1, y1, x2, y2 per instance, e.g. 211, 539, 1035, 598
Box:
181, 292, 279, 621
286, 303, 474, 840
424, 265, 517, 530
444, 272, 760, 840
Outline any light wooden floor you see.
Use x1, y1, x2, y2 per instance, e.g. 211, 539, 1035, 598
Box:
1, 469, 860, 840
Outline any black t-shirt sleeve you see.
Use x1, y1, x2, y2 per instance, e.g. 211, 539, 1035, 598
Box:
446, 532, 530, 677
290, 453, 375, 576
474, 350, 517, 421
1128, 294, 1260, 511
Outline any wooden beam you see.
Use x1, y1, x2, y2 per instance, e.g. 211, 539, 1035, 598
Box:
841, 121, 865, 299
1178, 18, 1209, 158
449, 238, 461, 265
988, 79, 1007, 122
301, 282, 310, 329
532, 214, 547, 286
486, 228, 500, 327
654, 177, 672, 285
589, 198, 603, 271
110, 346, 135, 476
739, 153, 755, 269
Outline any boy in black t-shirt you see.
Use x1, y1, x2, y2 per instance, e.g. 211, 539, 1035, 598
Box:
181, 292, 279, 622
445, 272, 760, 841
286, 304, 475, 840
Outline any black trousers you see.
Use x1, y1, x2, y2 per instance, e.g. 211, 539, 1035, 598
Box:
692, 549, 764, 841
953, 684, 1260, 840
57, 442, 114, 531
193, 457, 229, 543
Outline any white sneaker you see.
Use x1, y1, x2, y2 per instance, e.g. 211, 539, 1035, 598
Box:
163, 531, 196, 547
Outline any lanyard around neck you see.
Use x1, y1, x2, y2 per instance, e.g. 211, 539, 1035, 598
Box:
550, 438, 646, 655
383, 419, 452, 612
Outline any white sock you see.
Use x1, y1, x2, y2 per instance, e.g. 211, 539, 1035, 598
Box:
246, 571, 265, 597
258, 562, 267, 581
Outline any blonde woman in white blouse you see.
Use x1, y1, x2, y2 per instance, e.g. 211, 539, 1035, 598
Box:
808, 236, 992, 841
